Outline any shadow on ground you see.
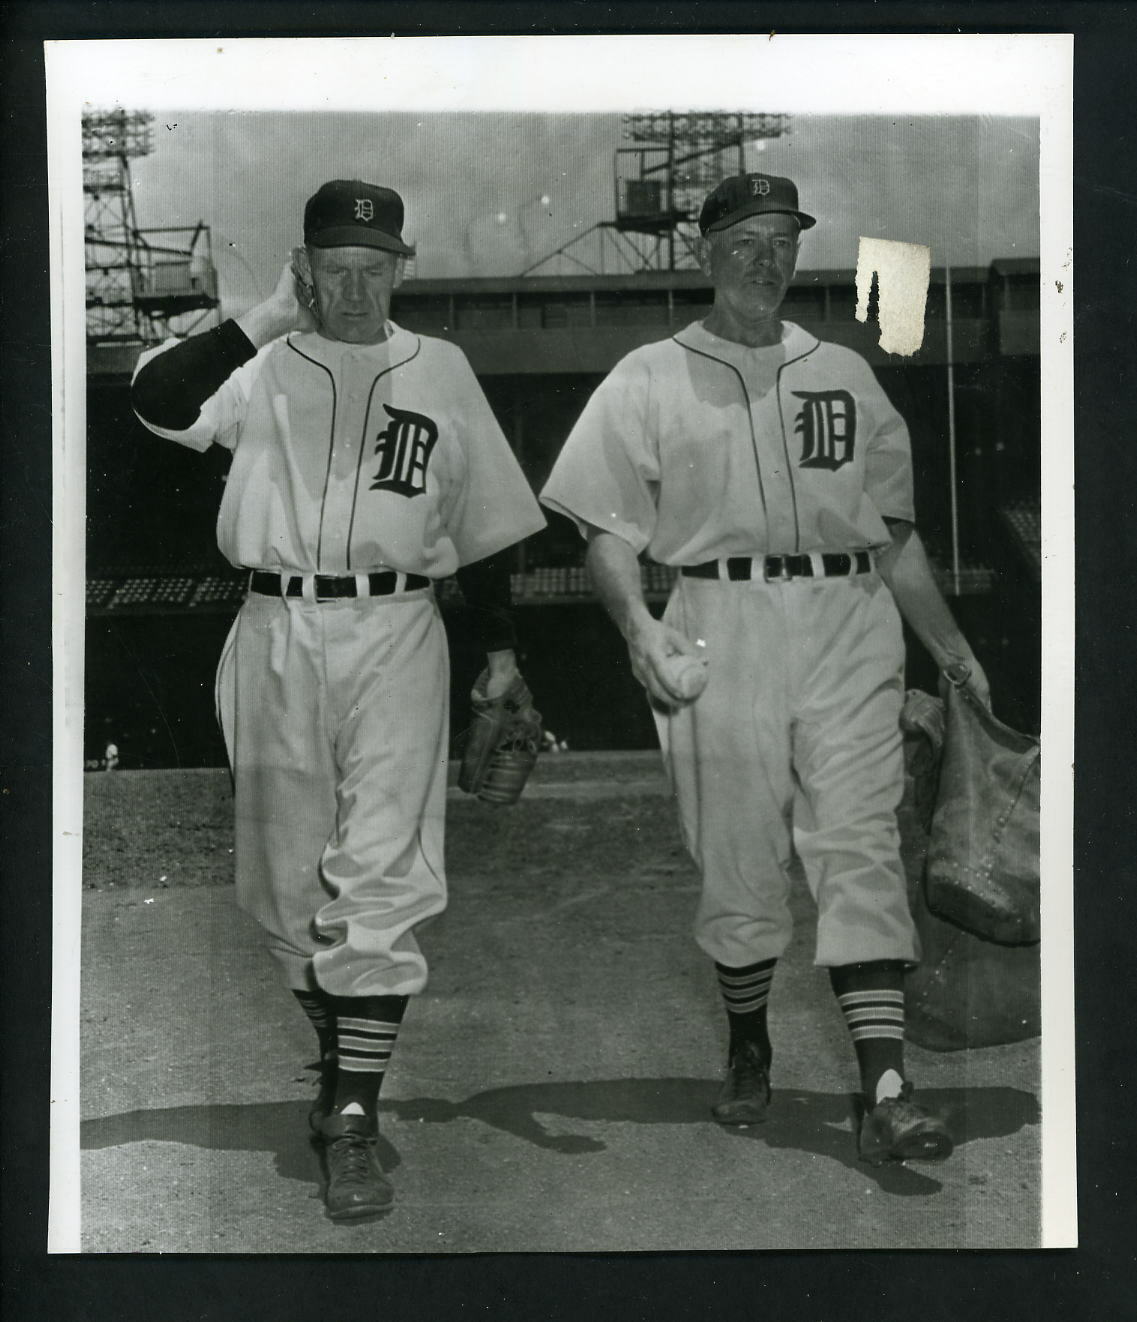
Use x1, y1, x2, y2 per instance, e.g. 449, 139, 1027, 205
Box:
82, 1099, 346, 1185
81, 1078, 1039, 1197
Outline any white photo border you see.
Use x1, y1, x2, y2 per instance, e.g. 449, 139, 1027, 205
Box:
45, 32, 1074, 1253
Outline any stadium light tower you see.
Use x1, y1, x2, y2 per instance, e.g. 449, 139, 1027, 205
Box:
84, 108, 220, 346
524, 110, 791, 277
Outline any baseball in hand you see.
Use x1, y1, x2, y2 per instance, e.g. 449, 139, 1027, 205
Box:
662, 653, 709, 701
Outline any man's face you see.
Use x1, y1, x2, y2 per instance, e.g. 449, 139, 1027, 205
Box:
701, 212, 801, 324
302, 245, 402, 344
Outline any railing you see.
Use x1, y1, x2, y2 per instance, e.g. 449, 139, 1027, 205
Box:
84, 550, 998, 618
131, 261, 219, 307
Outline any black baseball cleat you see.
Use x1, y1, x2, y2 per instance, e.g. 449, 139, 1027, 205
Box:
711, 1040, 772, 1126
308, 1052, 338, 1134
858, 1083, 954, 1165
319, 1113, 394, 1220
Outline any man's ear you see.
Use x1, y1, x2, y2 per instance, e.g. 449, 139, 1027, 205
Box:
694, 235, 714, 279
393, 256, 407, 290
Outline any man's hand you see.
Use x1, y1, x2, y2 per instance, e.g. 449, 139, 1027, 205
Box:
943, 657, 992, 710
877, 520, 994, 712
236, 254, 319, 347
627, 616, 706, 709
482, 648, 522, 701
584, 530, 708, 710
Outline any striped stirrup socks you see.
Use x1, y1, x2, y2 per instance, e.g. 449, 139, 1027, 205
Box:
292, 988, 335, 1063
327, 994, 409, 1116
715, 957, 777, 1062
829, 962, 907, 1104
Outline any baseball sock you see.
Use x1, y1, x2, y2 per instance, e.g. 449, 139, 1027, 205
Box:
829, 961, 907, 1105
715, 957, 777, 1065
327, 994, 408, 1117
292, 988, 336, 1063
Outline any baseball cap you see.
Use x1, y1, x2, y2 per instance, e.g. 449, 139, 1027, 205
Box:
699, 173, 816, 234
303, 179, 415, 255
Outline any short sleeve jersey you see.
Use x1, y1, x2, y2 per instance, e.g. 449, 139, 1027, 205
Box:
134, 324, 545, 577
540, 320, 914, 563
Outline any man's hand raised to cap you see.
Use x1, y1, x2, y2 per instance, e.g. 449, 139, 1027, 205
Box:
236, 252, 320, 347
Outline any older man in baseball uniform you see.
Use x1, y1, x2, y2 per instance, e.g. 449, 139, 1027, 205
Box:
541, 173, 989, 1165
132, 180, 545, 1218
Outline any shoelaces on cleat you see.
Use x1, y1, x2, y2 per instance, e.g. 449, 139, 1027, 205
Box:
731, 1045, 769, 1092
737, 1059, 765, 1087
327, 1135, 377, 1185
871, 1097, 936, 1138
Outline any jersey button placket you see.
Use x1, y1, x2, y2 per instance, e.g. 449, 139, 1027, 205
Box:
324, 356, 367, 572
758, 384, 798, 554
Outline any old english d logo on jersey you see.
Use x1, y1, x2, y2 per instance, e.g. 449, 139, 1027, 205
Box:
793, 391, 856, 471
370, 404, 439, 497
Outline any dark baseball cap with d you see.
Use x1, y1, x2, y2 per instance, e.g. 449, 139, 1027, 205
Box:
699, 172, 816, 234
303, 179, 415, 255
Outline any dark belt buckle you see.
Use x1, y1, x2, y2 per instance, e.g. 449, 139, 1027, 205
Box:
315, 575, 352, 603
764, 556, 793, 583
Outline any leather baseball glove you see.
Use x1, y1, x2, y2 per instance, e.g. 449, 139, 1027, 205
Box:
457, 670, 542, 805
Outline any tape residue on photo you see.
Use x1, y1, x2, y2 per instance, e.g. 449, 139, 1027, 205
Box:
855, 236, 932, 356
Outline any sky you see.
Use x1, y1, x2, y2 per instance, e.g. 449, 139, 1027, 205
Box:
119, 110, 1040, 319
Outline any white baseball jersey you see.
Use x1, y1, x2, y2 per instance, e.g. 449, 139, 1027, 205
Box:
540, 320, 914, 562
136, 324, 544, 576
540, 319, 918, 969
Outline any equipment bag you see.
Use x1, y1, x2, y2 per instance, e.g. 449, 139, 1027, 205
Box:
905, 895, 1041, 1052
897, 687, 1041, 1053
924, 674, 1041, 946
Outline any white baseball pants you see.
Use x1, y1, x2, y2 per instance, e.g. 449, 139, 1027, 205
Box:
656, 570, 919, 970
216, 588, 449, 996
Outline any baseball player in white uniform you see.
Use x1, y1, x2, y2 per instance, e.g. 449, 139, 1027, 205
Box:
541, 173, 990, 1165
132, 180, 545, 1218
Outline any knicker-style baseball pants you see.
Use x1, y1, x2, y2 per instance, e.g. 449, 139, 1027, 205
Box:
656, 569, 919, 970
216, 587, 449, 996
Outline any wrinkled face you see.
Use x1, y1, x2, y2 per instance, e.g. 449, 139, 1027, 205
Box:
302, 245, 401, 344
702, 212, 801, 323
